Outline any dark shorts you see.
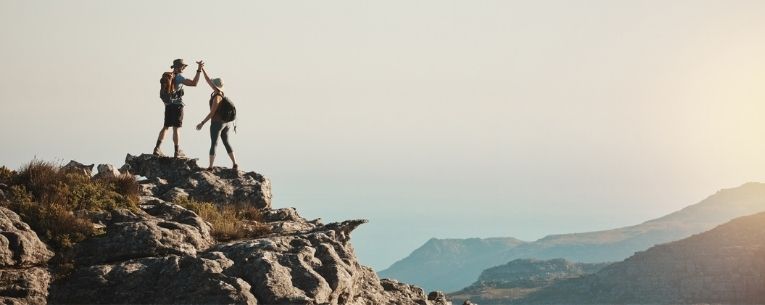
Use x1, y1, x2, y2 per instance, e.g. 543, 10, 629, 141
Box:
164, 104, 184, 128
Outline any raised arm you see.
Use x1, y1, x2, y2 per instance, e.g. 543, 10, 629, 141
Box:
201, 67, 217, 91
182, 61, 204, 86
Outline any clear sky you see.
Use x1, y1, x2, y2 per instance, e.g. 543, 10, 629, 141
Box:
2, 0, 765, 270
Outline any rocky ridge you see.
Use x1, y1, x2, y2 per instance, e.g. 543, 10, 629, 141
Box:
0, 154, 453, 305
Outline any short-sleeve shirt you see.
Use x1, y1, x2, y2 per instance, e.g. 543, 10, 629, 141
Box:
169, 74, 186, 105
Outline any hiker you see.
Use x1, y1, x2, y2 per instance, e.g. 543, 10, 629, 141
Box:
153, 59, 203, 158
196, 66, 238, 170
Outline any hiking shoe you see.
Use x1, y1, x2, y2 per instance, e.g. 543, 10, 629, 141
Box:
232, 164, 239, 170
153, 147, 165, 157
174, 149, 186, 158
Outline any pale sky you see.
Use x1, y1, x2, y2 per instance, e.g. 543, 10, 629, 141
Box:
2, 0, 765, 270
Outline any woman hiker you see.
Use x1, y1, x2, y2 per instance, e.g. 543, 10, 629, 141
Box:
196, 66, 238, 170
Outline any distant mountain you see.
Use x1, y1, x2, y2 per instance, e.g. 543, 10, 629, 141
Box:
520, 211, 765, 304
379, 182, 765, 292
449, 258, 610, 304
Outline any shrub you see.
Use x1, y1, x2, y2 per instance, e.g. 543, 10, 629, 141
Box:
2, 159, 140, 253
178, 199, 270, 241
0, 166, 15, 186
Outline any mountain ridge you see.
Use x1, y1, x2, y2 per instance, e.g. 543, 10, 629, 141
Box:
519, 210, 765, 304
379, 182, 765, 292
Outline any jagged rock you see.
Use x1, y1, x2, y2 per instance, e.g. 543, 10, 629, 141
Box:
4, 154, 452, 305
93, 163, 121, 180
162, 187, 190, 202
210, 224, 363, 304
0, 207, 53, 267
48, 254, 257, 305
72, 199, 213, 266
0, 267, 51, 305
428, 291, 450, 305
124, 154, 271, 208
61, 160, 93, 176
379, 279, 430, 304
261, 207, 305, 222
0, 208, 52, 305
262, 208, 322, 235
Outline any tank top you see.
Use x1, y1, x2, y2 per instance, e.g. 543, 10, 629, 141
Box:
209, 92, 225, 122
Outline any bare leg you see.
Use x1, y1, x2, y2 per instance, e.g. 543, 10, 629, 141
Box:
228, 152, 238, 169
154, 127, 169, 155
172, 127, 180, 146
208, 155, 216, 169
156, 127, 168, 143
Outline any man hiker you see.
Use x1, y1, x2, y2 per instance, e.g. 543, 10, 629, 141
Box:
154, 58, 203, 158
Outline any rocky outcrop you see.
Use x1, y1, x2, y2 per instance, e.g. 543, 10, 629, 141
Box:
122, 154, 272, 208
50, 197, 448, 304
71, 198, 214, 266
519, 211, 765, 304
41, 154, 451, 305
0, 207, 53, 305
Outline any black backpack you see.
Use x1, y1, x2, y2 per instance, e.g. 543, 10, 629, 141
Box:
218, 96, 237, 123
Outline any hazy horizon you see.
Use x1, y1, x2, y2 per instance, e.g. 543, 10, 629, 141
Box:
3, 0, 765, 270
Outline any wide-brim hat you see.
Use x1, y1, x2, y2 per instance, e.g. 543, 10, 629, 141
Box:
171, 59, 188, 68
211, 78, 224, 90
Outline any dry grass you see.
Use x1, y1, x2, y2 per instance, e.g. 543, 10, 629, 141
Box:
2, 159, 140, 252
178, 199, 270, 242
0, 166, 14, 185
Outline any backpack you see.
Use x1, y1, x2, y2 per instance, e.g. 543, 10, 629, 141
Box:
159, 72, 174, 102
159, 72, 184, 103
218, 96, 237, 123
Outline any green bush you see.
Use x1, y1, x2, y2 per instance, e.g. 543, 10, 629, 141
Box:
178, 199, 270, 242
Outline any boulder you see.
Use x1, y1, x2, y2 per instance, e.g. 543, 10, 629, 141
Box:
48, 254, 257, 305
123, 154, 271, 208
93, 164, 122, 180
61, 160, 93, 176
0, 208, 52, 305
72, 199, 213, 266
0, 207, 53, 267
428, 291, 450, 305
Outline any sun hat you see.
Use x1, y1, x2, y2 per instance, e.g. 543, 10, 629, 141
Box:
211, 78, 224, 90
171, 59, 188, 68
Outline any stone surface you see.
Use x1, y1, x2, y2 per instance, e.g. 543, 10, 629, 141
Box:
123, 154, 272, 208
72, 198, 213, 266
48, 254, 257, 305
0, 207, 53, 267
93, 163, 122, 180
61, 160, 93, 176
0, 208, 52, 305
0, 267, 50, 305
